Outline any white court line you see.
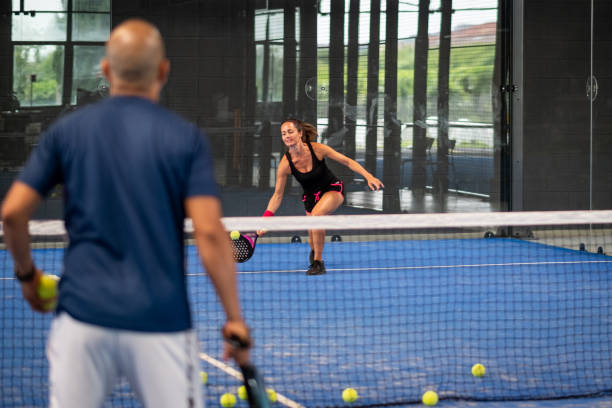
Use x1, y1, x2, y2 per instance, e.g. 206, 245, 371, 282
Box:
2, 260, 609, 280
186, 259, 612, 276
199, 353, 305, 408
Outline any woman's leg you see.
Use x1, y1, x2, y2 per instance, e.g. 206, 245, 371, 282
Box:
308, 191, 344, 261
308, 229, 315, 255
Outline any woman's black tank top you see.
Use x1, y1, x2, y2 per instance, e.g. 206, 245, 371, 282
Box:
285, 142, 338, 194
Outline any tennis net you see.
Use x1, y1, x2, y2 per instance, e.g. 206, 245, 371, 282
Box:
2, 210, 612, 407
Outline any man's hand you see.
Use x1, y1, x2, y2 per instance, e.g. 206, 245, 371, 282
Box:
19, 268, 56, 313
222, 320, 251, 366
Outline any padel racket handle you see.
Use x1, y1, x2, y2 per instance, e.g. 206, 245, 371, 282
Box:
240, 363, 271, 408
226, 334, 251, 349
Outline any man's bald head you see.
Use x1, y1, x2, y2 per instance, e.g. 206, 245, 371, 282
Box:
103, 19, 169, 97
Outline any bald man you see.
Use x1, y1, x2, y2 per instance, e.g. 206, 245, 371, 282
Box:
1, 19, 249, 407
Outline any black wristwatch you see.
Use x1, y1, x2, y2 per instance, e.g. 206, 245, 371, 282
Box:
14, 264, 36, 282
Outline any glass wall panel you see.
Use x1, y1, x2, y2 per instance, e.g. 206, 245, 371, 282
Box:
73, 0, 110, 12
3, 0, 505, 219
72, 13, 111, 41
71, 46, 107, 104
13, 45, 65, 106
11, 13, 67, 41
12, 0, 67, 11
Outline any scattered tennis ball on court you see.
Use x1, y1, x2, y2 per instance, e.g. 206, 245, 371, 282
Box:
266, 388, 277, 403
422, 390, 438, 406
219, 392, 236, 407
37, 274, 59, 310
471, 363, 486, 377
342, 387, 358, 403
200, 371, 208, 385
237, 385, 247, 400
230, 230, 240, 240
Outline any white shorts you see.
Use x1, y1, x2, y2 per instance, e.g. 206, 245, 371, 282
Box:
46, 312, 204, 408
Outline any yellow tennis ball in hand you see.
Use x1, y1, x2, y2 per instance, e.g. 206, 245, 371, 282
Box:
266, 388, 277, 403
342, 387, 358, 403
37, 274, 58, 299
220, 392, 236, 407
37, 274, 59, 310
200, 371, 208, 385
237, 385, 247, 400
230, 230, 240, 240
472, 363, 486, 377
422, 390, 438, 406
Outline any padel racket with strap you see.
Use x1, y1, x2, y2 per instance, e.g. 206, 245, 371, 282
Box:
226, 335, 271, 408
240, 363, 271, 408
231, 232, 259, 263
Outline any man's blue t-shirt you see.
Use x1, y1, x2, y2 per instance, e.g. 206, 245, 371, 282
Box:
19, 96, 219, 332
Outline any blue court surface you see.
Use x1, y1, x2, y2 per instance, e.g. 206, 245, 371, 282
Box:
2, 235, 612, 407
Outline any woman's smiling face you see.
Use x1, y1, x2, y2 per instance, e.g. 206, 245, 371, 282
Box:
281, 121, 301, 147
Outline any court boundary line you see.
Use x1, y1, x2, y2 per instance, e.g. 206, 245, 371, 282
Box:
185, 259, 612, 276
2, 260, 609, 280
199, 353, 305, 408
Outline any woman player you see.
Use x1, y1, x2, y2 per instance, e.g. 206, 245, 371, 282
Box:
261, 118, 383, 275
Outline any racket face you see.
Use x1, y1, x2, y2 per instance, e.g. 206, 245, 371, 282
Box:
231, 233, 257, 263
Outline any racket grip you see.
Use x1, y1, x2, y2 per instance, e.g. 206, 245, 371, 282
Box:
222, 322, 251, 349
225, 334, 251, 349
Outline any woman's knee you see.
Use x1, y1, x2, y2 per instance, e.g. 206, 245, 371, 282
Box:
311, 193, 343, 216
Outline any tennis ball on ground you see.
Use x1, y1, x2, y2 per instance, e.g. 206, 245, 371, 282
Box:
422, 390, 438, 406
342, 387, 358, 403
266, 388, 277, 403
220, 392, 236, 407
200, 371, 208, 384
472, 363, 486, 377
230, 230, 240, 240
237, 385, 247, 400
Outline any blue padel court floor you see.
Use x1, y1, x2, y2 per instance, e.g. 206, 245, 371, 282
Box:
2, 236, 612, 407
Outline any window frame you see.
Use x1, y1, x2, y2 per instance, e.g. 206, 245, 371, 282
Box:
10, 2, 110, 108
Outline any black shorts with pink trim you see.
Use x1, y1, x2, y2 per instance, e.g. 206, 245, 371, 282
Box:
302, 180, 344, 213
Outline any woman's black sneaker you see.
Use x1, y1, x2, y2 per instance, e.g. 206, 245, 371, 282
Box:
306, 260, 326, 276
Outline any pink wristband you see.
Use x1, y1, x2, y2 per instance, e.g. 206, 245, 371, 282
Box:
263, 210, 274, 217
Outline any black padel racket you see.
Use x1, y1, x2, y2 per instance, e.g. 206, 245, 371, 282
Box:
231, 232, 259, 263
240, 363, 271, 408
226, 335, 271, 408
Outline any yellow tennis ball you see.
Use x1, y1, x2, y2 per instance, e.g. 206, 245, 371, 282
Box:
342, 387, 358, 403
37, 274, 58, 299
220, 392, 236, 407
422, 390, 438, 406
230, 230, 240, 240
37, 274, 59, 310
266, 388, 277, 403
200, 371, 208, 385
472, 363, 486, 377
237, 385, 247, 400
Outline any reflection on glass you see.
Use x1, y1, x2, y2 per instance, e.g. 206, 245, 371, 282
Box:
11, 13, 67, 41
13, 45, 65, 107
72, 46, 106, 105
72, 13, 110, 41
